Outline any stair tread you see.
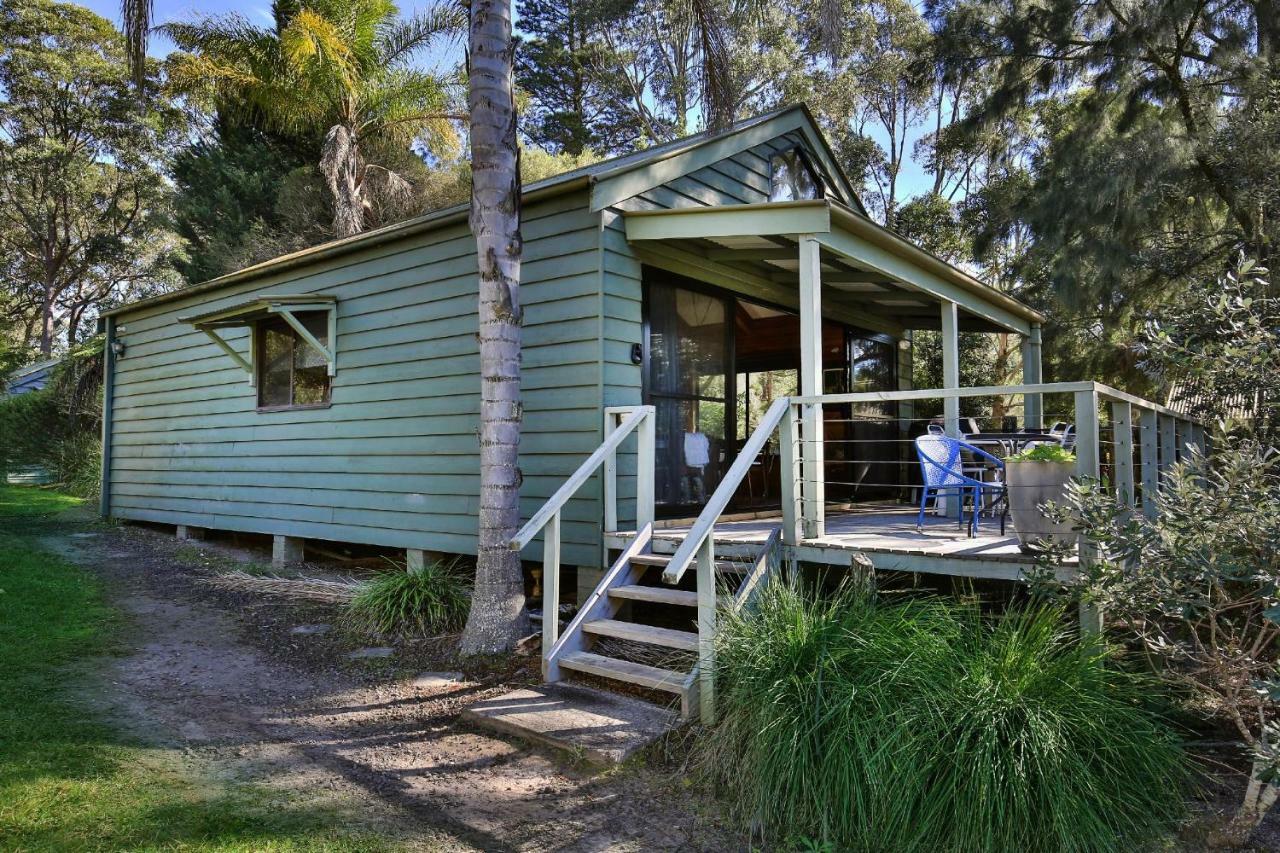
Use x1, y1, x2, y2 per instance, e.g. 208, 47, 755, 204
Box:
630, 553, 750, 572
582, 618, 698, 650
608, 585, 698, 607
559, 651, 686, 693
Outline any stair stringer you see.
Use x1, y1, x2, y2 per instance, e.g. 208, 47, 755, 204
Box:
543, 522, 653, 682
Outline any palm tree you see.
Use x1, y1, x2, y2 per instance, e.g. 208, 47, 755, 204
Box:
163, 0, 463, 238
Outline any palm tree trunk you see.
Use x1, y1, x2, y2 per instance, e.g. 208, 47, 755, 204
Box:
320, 124, 365, 239
460, 0, 530, 655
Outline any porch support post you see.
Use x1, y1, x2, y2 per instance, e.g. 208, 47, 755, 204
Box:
1139, 408, 1159, 519
1074, 389, 1103, 639
940, 301, 960, 437
1158, 414, 1177, 480
1111, 401, 1134, 510
1021, 323, 1043, 430
798, 234, 825, 538
940, 300, 961, 519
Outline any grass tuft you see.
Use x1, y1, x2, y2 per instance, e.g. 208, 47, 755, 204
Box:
343, 559, 470, 637
698, 579, 1190, 852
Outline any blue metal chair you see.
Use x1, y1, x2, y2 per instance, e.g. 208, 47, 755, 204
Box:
914, 434, 1008, 537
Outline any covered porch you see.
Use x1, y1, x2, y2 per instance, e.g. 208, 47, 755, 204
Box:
613, 199, 1206, 577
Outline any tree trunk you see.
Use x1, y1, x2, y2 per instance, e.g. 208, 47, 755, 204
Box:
320, 124, 365, 239
38, 282, 56, 357
1209, 757, 1279, 847
460, 0, 531, 656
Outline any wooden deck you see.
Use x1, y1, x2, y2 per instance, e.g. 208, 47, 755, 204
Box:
605, 505, 1074, 581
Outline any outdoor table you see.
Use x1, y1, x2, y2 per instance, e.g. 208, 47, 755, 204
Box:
964, 431, 1062, 458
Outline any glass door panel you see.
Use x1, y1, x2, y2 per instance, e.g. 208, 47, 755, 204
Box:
646, 281, 730, 512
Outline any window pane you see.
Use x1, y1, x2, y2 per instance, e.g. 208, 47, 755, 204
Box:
769, 149, 821, 202
675, 289, 724, 396
260, 325, 292, 407
292, 313, 329, 405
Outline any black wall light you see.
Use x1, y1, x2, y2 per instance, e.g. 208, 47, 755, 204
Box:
630, 343, 643, 365
110, 339, 126, 358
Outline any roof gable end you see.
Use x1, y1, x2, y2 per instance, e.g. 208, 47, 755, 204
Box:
587, 105, 863, 214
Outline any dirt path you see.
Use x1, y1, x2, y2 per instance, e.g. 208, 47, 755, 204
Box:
47, 518, 737, 852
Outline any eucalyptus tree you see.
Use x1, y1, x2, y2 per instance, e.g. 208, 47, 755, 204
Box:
0, 0, 184, 356
163, 0, 463, 239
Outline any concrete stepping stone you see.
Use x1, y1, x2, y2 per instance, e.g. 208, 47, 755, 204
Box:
346, 646, 394, 659
411, 671, 464, 689
461, 682, 679, 764
290, 624, 331, 636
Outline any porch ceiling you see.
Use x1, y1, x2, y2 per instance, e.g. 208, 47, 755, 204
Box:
623, 200, 1042, 335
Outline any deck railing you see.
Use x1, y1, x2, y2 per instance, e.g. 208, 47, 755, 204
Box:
510, 405, 655, 654
513, 382, 1203, 719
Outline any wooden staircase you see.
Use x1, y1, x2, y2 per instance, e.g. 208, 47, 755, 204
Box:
547, 526, 780, 719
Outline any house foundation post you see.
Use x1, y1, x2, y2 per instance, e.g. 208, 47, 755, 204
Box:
273, 535, 305, 566
175, 525, 205, 541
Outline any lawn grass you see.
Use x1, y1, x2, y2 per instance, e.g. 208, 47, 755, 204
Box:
0, 485, 409, 852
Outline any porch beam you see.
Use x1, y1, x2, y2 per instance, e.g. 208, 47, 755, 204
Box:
798, 234, 825, 538
815, 228, 1032, 335
1021, 323, 1043, 429
624, 201, 831, 242
631, 241, 905, 337
708, 248, 796, 261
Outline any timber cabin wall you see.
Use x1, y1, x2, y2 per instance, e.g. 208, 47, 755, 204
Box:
104, 111, 882, 573
107, 188, 606, 566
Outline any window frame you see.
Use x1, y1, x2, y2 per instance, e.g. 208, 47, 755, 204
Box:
254, 312, 333, 412
768, 146, 826, 203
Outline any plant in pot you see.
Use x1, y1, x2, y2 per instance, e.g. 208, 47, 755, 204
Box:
1004, 443, 1078, 552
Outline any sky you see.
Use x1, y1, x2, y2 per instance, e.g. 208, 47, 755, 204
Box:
79, 0, 936, 201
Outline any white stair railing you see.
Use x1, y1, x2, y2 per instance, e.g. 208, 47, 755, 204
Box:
510, 405, 655, 657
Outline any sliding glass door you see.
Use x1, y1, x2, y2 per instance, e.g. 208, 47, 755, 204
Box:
645, 279, 732, 513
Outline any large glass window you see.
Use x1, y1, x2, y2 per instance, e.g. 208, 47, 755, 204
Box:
256, 313, 330, 409
647, 283, 730, 509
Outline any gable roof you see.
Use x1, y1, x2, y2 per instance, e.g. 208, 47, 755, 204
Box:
103, 105, 860, 320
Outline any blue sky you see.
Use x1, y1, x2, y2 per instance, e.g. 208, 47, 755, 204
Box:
80, 0, 935, 200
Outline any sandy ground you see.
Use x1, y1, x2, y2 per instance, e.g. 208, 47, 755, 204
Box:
44, 516, 738, 852
38, 510, 1280, 852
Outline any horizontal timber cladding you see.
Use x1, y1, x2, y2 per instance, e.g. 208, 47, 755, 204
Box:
106, 119, 840, 566
108, 189, 606, 565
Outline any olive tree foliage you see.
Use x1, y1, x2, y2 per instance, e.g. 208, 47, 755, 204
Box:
1032, 259, 1280, 842
1144, 257, 1280, 438
1034, 445, 1280, 844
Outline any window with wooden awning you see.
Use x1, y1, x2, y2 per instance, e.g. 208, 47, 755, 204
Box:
179, 295, 337, 408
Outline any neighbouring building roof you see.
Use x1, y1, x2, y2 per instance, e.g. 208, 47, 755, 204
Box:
4, 358, 58, 396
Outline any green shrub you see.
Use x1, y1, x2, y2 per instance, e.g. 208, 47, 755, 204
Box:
698, 581, 1189, 852
0, 340, 103, 498
343, 560, 470, 637
1007, 442, 1076, 463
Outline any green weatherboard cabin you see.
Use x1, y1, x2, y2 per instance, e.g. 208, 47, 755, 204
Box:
101, 105, 1196, 716
97, 101, 1045, 581
99, 106, 1070, 655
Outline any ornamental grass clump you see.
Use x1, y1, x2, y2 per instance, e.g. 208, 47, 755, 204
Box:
698, 580, 1189, 852
344, 559, 470, 637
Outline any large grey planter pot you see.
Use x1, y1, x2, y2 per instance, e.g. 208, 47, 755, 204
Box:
1004, 460, 1077, 552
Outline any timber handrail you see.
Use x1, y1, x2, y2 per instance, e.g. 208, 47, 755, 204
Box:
790, 381, 1203, 423
510, 405, 653, 551
661, 398, 791, 585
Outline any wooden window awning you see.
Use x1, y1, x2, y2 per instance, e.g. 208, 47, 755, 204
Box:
179, 294, 338, 382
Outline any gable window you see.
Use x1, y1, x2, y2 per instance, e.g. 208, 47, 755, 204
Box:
769, 147, 824, 202
256, 312, 331, 409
